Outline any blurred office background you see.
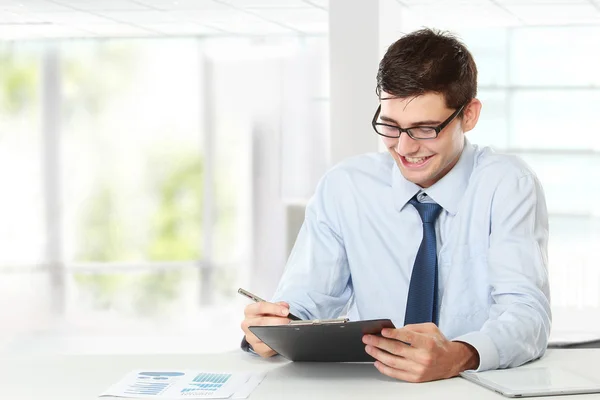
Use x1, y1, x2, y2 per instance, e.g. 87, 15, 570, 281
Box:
0, 0, 599, 355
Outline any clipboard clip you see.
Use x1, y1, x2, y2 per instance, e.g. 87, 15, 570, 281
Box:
288, 317, 349, 326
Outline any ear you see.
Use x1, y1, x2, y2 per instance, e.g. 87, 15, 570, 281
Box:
461, 98, 482, 133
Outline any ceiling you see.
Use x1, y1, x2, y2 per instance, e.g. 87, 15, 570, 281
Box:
0, 0, 599, 40
0, 0, 329, 39
401, 0, 600, 27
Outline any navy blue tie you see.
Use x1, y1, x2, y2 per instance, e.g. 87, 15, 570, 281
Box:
404, 197, 443, 325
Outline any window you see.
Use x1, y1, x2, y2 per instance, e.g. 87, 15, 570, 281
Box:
464, 26, 600, 331
0, 43, 47, 339
0, 43, 44, 266
0, 36, 328, 354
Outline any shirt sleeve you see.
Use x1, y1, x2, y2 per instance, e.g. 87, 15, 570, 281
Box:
453, 172, 551, 371
270, 172, 353, 320
240, 336, 262, 356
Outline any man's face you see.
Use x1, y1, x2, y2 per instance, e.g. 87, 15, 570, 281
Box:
378, 92, 467, 188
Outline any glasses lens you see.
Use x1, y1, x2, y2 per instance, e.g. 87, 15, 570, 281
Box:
375, 124, 399, 138
408, 127, 437, 139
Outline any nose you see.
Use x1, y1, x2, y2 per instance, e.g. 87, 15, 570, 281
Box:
395, 131, 420, 155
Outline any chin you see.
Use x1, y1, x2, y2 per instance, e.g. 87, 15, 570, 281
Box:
398, 169, 425, 186
404, 169, 441, 188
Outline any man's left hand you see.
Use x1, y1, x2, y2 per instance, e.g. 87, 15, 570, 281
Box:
362, 323, 479, 382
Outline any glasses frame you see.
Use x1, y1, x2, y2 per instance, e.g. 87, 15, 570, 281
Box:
371, 104, 466, 140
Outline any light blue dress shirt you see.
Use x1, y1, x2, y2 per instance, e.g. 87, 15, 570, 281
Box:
271, 139, 551, 372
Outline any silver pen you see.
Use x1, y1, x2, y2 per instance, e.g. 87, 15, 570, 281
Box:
237, 287, 302, 321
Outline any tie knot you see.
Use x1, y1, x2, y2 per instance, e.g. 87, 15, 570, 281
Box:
409, 197, 443, 224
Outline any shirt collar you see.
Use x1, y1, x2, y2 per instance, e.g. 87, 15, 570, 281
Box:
391, 138, 475, 215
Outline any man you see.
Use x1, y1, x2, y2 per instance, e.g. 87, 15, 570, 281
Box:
240, 28, 551, 383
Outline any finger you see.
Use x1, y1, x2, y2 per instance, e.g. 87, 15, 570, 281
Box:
241, 316, 290, 334
402, 322, 438, 334
381, 328, 430, 348
244, 301, 290, 318
363, 334, 414, 358
241, 316, 290, 344
373, 360, 428, 383
246, 338, 277, 358
365, 333, 439, 368
244, 301, 289, 317
241, 316, 289, 357
365, 344, 422, 372
403, 323, 446, 342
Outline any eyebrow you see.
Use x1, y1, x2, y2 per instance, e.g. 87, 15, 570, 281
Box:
379, 114, 442, 127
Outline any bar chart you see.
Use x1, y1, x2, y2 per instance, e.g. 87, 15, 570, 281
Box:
179, 373, 232, 396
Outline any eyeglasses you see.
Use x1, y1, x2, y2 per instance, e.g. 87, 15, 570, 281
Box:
371, 104, 465, 140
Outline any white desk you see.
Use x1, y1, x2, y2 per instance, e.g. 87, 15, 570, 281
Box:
1, 349, 599, 399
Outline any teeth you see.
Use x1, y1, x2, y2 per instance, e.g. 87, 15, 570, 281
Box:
405, 156, 428, 163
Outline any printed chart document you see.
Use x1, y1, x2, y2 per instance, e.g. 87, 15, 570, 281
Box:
100, 370, 266, 399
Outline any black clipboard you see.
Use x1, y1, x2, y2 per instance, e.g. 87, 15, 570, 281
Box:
248, 318, 395, 362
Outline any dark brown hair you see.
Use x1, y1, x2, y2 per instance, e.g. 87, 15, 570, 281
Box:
376, 28, 477, 110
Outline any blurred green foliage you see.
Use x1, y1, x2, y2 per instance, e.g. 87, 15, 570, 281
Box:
62, 41, 203, 315
0, 41, 232, 316
75, 152, 203, 315
146, 154, 203, 261
0, 48, 38, 113
61, 41, 136, 119
76, 183, 126, 262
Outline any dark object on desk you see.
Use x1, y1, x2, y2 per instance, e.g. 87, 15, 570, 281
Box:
548, 331, 600, 349
248, 319, 395, 362
241, 336, 252, 352
548, 339, 600, 349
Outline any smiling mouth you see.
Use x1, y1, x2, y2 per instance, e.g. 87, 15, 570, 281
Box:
399, 154, 434, 167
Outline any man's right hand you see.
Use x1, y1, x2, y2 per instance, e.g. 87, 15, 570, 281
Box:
240, 300, 292, 358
